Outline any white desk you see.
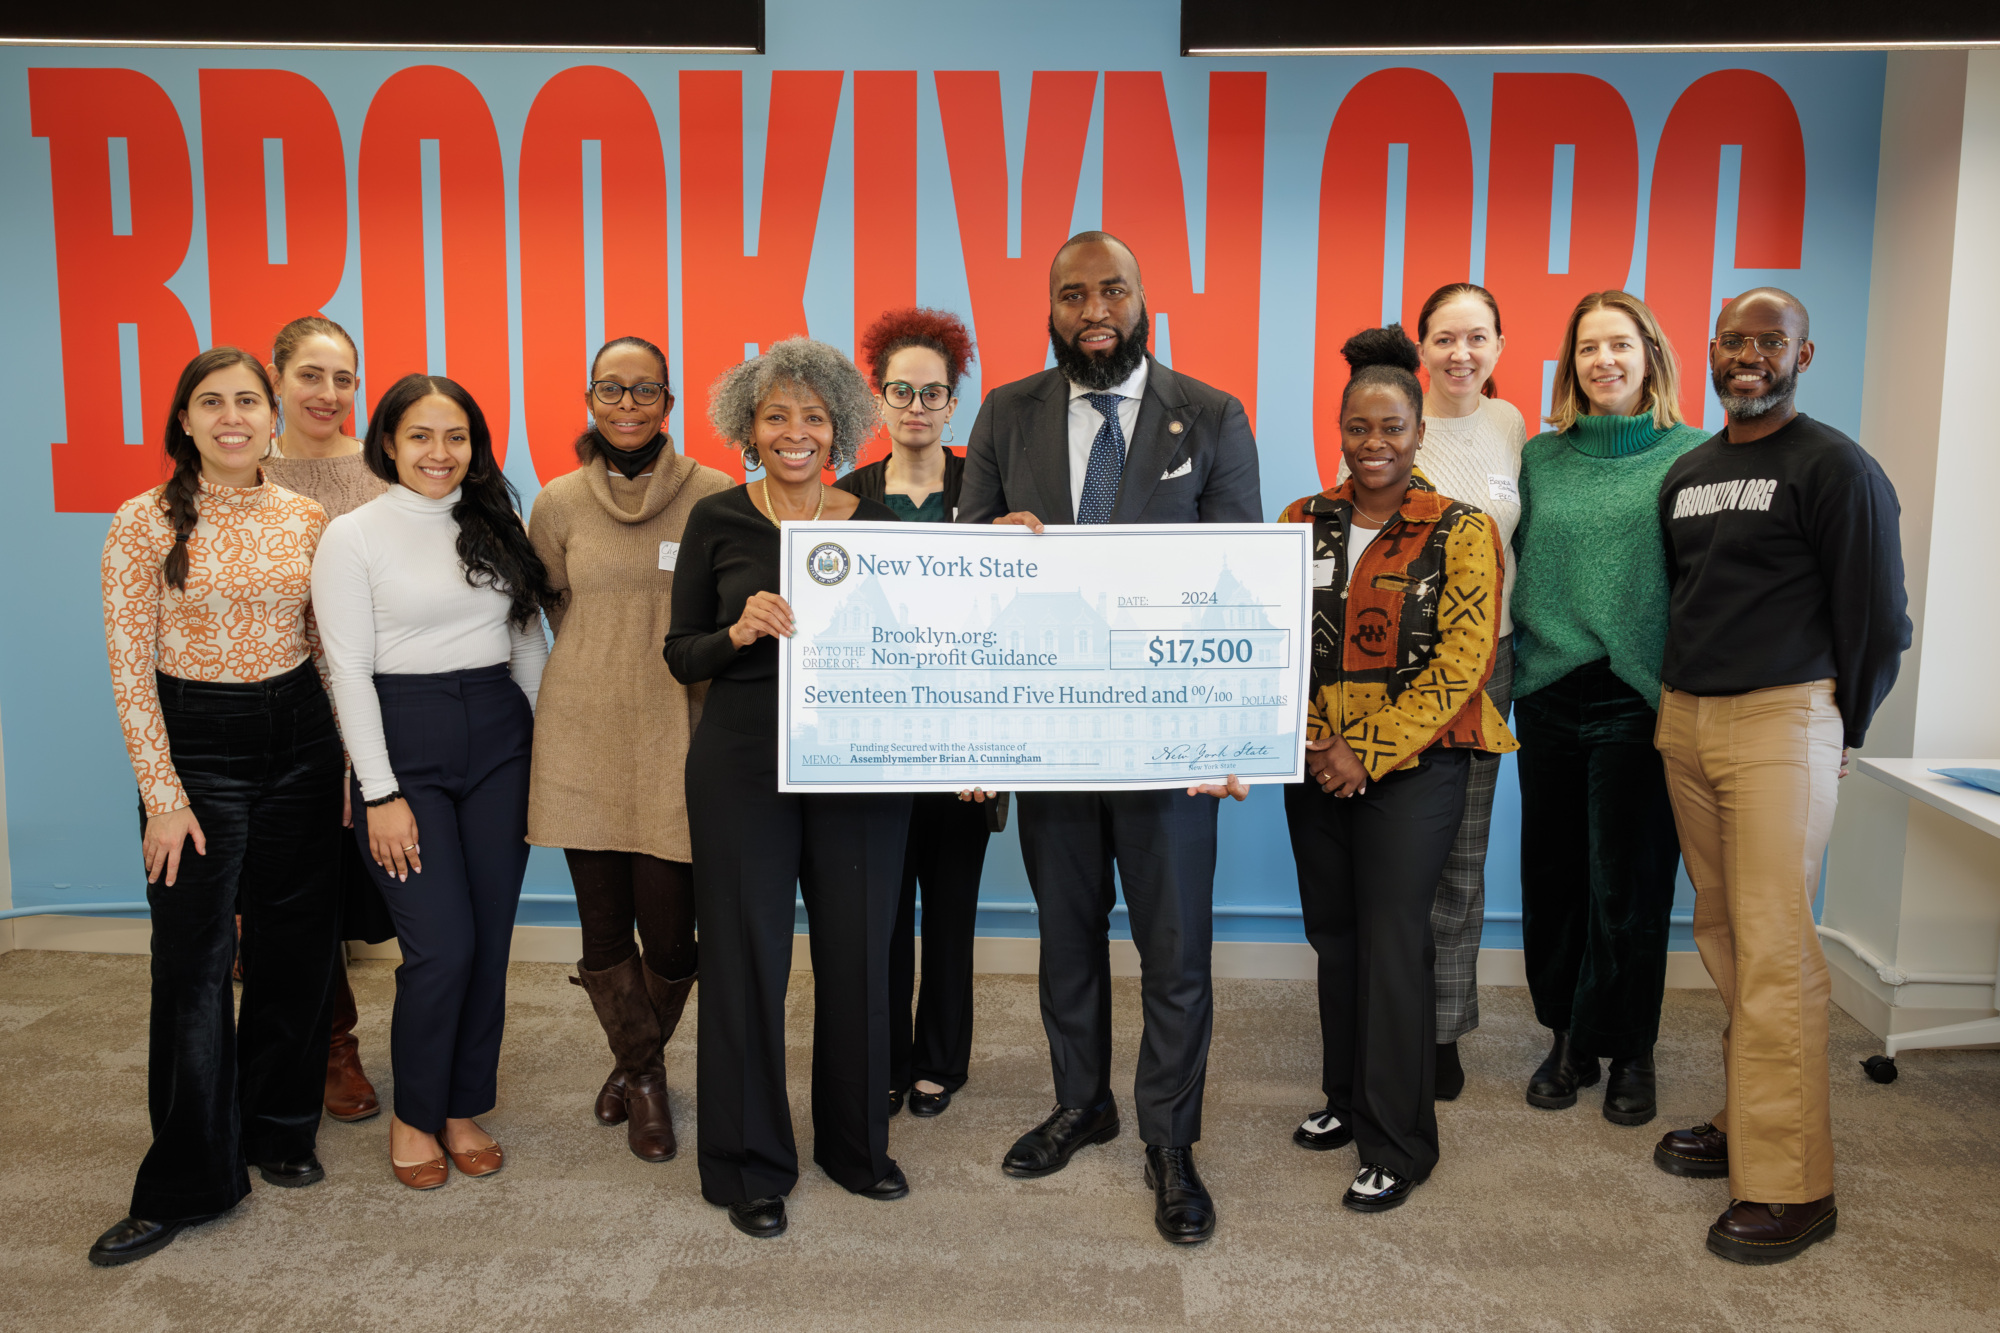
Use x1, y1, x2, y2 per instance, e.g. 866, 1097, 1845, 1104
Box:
1855, 758, 2000, 1061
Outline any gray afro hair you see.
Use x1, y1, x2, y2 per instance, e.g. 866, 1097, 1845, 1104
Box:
706, 336, 878, 471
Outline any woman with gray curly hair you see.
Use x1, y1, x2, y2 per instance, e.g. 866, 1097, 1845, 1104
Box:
664, 337, 908, 1239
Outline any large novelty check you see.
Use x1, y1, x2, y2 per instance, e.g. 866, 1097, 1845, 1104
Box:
776, 522, 1311, 793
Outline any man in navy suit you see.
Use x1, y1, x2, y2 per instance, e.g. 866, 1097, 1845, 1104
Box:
957, 232, 1261, 1245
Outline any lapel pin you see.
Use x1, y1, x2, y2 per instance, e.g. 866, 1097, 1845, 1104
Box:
1168, 420, 1184, 435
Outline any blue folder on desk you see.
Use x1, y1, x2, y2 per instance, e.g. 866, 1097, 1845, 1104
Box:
1929, 767, 2000, 795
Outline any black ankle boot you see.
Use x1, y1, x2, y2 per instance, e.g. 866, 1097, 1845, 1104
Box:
1525, 1030, 1600, 1110
1603, 1048, 1657, 1125
1434, 1041, 1465, 1101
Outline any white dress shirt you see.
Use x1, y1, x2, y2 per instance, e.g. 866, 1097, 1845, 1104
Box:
312, 483, 549, 799
1065, 358, 1149, 519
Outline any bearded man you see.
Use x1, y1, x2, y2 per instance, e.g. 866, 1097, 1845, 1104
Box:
956, 231, 1261, 1245
1652, 287, 1910, 1264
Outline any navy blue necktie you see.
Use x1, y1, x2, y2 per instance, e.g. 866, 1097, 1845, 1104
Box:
1077, 392, 1127, 525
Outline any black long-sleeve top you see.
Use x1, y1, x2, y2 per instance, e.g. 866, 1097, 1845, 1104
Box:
1657, 413, 1911, 748
663, 485, 896, 736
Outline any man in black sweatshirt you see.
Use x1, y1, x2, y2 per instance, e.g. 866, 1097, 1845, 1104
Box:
1651, 288, 1910, 1265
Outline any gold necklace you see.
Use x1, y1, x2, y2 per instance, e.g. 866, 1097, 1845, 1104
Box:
761, 476, 825, 529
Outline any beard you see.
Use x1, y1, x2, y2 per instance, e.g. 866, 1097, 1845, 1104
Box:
1713, 362, 1799, 419
1049, 306, 1150, 391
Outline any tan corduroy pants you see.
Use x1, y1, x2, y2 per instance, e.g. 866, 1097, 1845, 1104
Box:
1655, 679, 1843, 1203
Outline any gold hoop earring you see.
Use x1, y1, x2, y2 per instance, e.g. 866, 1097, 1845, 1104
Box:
942, 423, 956, 445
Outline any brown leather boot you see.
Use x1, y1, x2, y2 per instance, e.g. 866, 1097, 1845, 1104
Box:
642, 963, 696, 1047
573, 956, 669, 1158
325, 956, 380, 1122
1707, 1194, 1837, 1264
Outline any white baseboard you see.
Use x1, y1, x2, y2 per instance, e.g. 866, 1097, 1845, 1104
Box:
7, 915, 1718, 988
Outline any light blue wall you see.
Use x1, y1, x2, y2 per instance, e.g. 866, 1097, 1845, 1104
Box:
0, 1, 1885, 942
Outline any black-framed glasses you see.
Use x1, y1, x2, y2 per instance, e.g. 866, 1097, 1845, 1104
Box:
1715, 333, 1793, 356
882, 381, 951, 410
591, 379, 668, 405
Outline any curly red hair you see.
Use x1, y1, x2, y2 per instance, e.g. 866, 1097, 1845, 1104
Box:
858, 306, 976, 394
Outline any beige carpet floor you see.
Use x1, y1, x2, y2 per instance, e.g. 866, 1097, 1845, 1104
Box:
0, 949, 1996, 1332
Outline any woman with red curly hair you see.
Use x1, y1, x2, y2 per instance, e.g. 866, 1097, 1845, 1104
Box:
836, 307, 991, 1119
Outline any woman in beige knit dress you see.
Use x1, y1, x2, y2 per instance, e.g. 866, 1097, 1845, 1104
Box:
258, 316, 393, 1126
527, 335, 732, 1162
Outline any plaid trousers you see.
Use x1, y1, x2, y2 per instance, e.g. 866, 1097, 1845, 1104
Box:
1432, 634, 1513, 1043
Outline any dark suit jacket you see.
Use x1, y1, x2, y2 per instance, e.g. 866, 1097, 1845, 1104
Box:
955, 358, 1262, 526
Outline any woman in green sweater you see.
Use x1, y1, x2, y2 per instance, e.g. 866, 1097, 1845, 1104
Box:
1511, 290, 1707, 1128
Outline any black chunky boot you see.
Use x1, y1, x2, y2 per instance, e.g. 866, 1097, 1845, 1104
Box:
1603, 1048, 1657, 1126
1525, 1029, 1601, 1110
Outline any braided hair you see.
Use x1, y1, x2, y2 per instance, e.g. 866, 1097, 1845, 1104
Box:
160, 347, 277, 592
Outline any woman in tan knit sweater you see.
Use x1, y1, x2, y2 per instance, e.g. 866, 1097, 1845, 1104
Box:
258, 316, 393, 1127
527, 335, 732, 1162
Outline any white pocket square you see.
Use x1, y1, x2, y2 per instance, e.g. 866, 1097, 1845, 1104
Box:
1160, 459, 1193, 480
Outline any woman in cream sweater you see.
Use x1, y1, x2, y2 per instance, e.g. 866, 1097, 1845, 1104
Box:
527, 336, 732, 1163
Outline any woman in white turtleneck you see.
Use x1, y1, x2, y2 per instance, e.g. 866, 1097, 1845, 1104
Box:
311, 373, 556, 1191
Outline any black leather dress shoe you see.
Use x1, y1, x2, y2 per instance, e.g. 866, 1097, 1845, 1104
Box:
1342, 1163, 1416, 1213
888, 1087, 906, 1117
909, 1086, 952, 1117
855, 1164, 909, 1201
1001, 1098, 1119, 1178
1435, 1041, 1466, 1101
727, 1196, 788, 1239
252, 1153, 326, 1188
1707, 1194, 1836, 1264
1603, 1049, 1657, 1126
1525, 1030, 1601, 1110
88, 1214, 217, 1267
1144, 1145, 1215, 1245
1293, 1108, 1354, 1151
1654, 1122, 1730, 1178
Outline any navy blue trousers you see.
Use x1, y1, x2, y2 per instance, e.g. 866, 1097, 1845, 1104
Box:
352, 664, 533, 1133
135, 661, 343, 1222
1017, 790, 1218, 1148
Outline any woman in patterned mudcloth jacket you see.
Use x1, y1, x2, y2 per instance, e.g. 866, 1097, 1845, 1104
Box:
1277, 326, 1517, 1216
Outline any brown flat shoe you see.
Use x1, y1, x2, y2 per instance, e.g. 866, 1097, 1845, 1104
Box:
1707, 1194, 1837, 1265
446, 1141, 505, 1178
392, 1154, 449, 1190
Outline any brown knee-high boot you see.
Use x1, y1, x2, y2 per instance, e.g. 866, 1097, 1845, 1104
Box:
325, 951, 380, 1121
573, 955, 674, 1161
633, 961, 694, 1163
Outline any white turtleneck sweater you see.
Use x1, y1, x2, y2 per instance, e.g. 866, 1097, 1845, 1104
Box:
312, 483, 548, 800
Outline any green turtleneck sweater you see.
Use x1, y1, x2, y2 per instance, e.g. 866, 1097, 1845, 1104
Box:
1511, 413, 1712, 704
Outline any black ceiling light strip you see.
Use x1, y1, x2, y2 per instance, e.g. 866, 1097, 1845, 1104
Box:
0, 1, 765, 53
1181, 1, 2000, 54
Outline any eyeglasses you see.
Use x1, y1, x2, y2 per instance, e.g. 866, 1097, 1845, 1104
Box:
882, 381, 951, 410
591, 380, 668, 405
1715, 333, 1793, 356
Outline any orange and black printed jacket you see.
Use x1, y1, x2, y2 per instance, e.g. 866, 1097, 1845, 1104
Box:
1279, 473, 1518, 780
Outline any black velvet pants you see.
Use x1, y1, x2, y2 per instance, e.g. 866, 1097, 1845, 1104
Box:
889, 793, 991, 1092
686, 718, 910, 1204
1285, 749, 1468, 1183
1515, 660, 1684, 1059
354, 664, 534, 1133
134, 662, 343, 1222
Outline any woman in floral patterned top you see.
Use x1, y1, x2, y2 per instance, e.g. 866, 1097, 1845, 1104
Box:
89, 347, 346, 1269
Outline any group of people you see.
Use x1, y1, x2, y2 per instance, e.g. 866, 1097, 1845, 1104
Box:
87, 228, 1909, 1272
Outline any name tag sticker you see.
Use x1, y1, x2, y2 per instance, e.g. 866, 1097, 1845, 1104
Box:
1312, 558, 1339, 589
658, 541, 680, 571
1487, 474, 1520, 505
